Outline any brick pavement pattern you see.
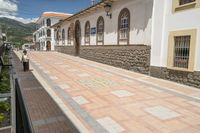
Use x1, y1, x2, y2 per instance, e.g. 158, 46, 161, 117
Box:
12, 53, 79, 133
16, 51, 200, 133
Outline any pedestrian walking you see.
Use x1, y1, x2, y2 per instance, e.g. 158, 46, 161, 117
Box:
21, 50, 29, 71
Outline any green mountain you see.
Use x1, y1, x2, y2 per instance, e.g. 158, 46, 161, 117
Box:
0, 17, 37, 47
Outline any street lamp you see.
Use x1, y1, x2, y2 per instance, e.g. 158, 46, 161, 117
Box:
104, 3, 112, 19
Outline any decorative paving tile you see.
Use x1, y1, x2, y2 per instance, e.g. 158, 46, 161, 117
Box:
54, 62, 63, 65
148, 87, 163, 93
78, 78, 119, 89
191, 93, 200, 98
144, 106, 180, 120
68, 69, 78, 72
122, 78, 133, 83
189, 101, 200, 107
58, 84, 70, 89
44, 71, 50, 74
111, 90, 134, 98
50, 76, 58, 80
97, 117, 125, 133
78, 73, 90, 77
39, 66, 44, 70
105, 72, 113, 76
60, 65, 70, 68
72, 96, 89, 105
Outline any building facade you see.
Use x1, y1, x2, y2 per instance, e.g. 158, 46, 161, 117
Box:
52, 0, 200, 88
53, 0, 153, 74
33, 12, 72, 51
151, 0, 200, 87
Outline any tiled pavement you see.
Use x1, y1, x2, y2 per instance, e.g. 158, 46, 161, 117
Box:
12, 53, 79, 133
15, 51, 200, 133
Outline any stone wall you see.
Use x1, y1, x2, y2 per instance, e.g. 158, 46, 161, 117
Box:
150, 66, 200, 88
55, 46, 75, 56
80, 45, 151, 74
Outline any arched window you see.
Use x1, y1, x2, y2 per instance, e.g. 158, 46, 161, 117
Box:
42, 29, 45, 36
47, 18, 51, 26
62, 29, 65, 45
56, 31, 59, 45
47, 29, 51, 37
85, 21, 90, 44
118, 8, 130, 45
97, 16, 104, 45
68, 27, 71, 44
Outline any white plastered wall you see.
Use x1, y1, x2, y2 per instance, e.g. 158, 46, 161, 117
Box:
58, 0, 153, 46
151, 0, 200, 71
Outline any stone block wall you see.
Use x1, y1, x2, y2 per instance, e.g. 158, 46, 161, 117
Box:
55, 46, 75, 56
150, 66, 200, 88
80, 45, 151, 74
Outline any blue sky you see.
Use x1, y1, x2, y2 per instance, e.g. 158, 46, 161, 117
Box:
0, 0, 99, 23
18, 0, 92, 18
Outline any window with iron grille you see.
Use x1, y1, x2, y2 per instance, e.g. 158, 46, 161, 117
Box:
47, 29, 51, 37
47, 18, 51, 26
62, 29, 65, 45
97, 16, 104, 42
173, 35, 191, 68
56, 31, 59, 45
68, 27, 73, 45
119, 9, 130, 41
179, 0, 195, 5
85, 21, 90, 44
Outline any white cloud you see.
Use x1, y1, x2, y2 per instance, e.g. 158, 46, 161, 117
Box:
0, 0, 18, 16
0, 0, 37, 23
0, 15, 38, 23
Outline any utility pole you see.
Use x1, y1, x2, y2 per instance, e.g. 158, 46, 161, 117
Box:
91, 0, 95, 6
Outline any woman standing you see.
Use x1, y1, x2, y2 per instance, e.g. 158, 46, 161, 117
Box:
21, 50, 29, 71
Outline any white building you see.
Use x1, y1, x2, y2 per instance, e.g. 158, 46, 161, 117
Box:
51, 0, 200, 88
22, 43, 34, 50
151, 0, 200, 87
34, 12, 72, 51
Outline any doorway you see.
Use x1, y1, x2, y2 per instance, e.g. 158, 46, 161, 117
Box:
46, 41, 51, 51
74, 20, 81, 56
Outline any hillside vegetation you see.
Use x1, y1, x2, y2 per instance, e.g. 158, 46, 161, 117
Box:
0, 17, 37, 47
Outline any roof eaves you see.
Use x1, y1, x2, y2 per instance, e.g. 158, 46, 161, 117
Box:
63, 0, 107, 22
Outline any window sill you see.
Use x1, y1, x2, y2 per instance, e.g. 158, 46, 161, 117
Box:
174, 2, 197, 12
167, 66, 194, 72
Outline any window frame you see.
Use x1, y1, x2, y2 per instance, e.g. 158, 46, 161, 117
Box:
46, 18, 51, 27
118, 8, 130, 45
62, 29, 65, 45
85, 21, 90, 45
47, 29, 51, 37
68, 27, 71, 45
172, 0, 200, 13
167, 29, 197, 72
96, 16, 104, 45
56, 30, 59, 45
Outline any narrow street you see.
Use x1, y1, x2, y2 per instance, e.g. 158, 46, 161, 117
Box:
15, 51, 200, 133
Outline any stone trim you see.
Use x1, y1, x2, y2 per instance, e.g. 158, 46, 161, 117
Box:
172, 0, 200, 13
